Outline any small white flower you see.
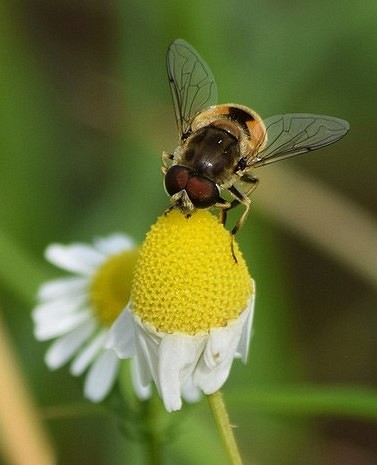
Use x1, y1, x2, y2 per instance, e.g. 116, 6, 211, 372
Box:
108, 210, 256, 412
32, 234, 142, 402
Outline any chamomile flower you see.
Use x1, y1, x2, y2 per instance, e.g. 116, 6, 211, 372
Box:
32, 234, 140, 402
108, 210, 255, 412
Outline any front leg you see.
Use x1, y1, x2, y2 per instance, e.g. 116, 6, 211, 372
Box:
214, 198, 232, 225
218, 176, 259, 229
240, 173, 259, 197
229, 175, 259, 234
213, 197, 238, 263
227, 185, 252, 235
217, 198, 239, 226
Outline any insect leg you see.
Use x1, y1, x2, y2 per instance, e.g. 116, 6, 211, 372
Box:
228, 183, 255, 235
214, 196, 238, 262
216, 198, 239, 226
214, 198, 232, 225
218, 175, 259, 224
240, 173, 259, 196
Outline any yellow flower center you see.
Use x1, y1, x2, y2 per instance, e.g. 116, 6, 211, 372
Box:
131, 210, 253, 334
90, 249, 139, 326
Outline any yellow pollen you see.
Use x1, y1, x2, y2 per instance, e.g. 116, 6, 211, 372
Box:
131, 210, 253, 334
90, 249, 139, 326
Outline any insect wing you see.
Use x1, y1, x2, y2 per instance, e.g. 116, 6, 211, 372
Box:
166, 39, 218, 137
250, 114, 349, 168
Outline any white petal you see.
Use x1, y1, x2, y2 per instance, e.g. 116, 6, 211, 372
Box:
235, 290, 255, 362
70, 330, 108, 375
37, 277, 88, 301
106, 307, 136, 357
45, 319, 97, 369
204, 308, 249, 368
133, 342, 155, 388
84, 350, 120, 402
133, 321, 161, 392
131, 358, 152, 400
94, 234, 134, 255
34, 308, 92, 341
158, 333, 207, 412
181, 377, 202, 404
194, 352, 234, 395
45, 243, 105, 275
32, 294, 87, 323
194, 308, 250, 394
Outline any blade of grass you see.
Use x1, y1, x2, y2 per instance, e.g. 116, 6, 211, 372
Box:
0, 311, 56, 465
227, 385, 377, 420
257, 165, 377, 289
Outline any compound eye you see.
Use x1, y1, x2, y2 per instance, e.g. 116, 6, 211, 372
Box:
186, 175, 220, 209
164, 165, 190, 195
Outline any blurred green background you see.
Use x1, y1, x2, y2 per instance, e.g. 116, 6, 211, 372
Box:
1, 1, 376, 464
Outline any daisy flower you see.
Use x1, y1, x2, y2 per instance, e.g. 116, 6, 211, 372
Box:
108, 210, 255, 412
32, 234, 141, 403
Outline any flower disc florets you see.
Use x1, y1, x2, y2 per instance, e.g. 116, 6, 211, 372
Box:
131, 209, 253, 334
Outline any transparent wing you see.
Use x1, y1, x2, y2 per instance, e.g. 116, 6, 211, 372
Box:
249, 114, 349, 168
166, 39, 218, 137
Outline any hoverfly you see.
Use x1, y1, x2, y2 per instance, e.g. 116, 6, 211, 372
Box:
162, 39, 349, 235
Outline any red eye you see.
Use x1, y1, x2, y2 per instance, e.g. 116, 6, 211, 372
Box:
186, 175, 220, 208
165, 165, 190, 195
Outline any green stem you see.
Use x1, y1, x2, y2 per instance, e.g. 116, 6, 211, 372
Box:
141, 399, 163, 465
207, 390, 244, 465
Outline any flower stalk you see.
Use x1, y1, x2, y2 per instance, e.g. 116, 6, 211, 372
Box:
208, 390, 244, 465
141, 399, 163, 465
